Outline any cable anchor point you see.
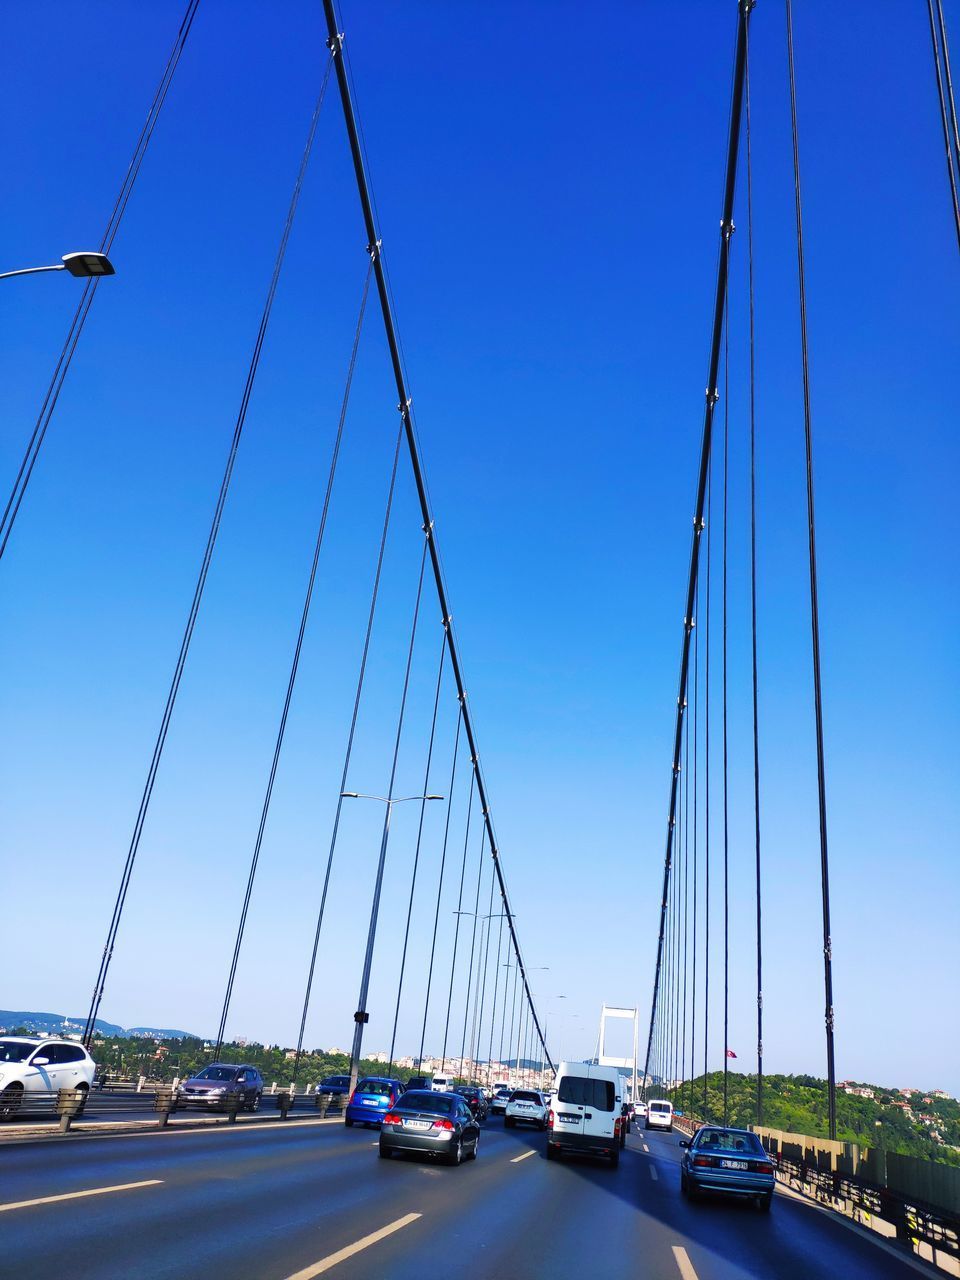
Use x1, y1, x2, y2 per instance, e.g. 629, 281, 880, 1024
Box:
326, 31, 344, 55
367, 239, 382, 261
397, 396, 412, 414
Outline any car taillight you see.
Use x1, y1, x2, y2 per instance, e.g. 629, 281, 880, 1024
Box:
693, 1155, 715, 1168
756, 1161, 774, 1174
382, 1113, 401, 1126
389, 1093, 396, 1105
614, 1117, 622, 1136
348, 1091, 357, 1105
547, 1109, 554, 1129
432, 1118, 454, 1131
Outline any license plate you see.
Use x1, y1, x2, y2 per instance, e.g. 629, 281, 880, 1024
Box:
557, 1114, 579, 1123
404, 1119, 430, 1130
721, 1159, 748, 1170
362, 1098, 379, 1106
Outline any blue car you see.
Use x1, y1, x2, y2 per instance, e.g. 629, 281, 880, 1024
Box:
679, 1125, 775, 1211
344, 1077, 405, 1128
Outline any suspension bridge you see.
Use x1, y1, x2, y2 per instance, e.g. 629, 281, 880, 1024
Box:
1, 1, 956, 1277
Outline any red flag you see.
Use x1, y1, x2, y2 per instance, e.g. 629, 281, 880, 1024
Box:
725, 1048, 737, 1059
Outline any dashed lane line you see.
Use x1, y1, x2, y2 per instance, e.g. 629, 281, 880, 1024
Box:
672, 1245, 699, 1280
283, 1213, 422, 1279
649, 1164, 659, 1181
510, 1149, 536, 1163
642, 1142, 650, 1152
0, 1179, 163, 1213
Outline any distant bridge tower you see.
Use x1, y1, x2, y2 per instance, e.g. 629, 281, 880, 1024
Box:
596, 1004, 639, 1100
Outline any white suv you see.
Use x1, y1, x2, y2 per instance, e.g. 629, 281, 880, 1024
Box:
0, 1037, 97, 1119
505, 1088, 548, 1130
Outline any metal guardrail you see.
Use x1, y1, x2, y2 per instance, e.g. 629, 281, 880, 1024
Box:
0, 1085, 348, 1133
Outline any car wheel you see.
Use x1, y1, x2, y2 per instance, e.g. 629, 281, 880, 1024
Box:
546, 1142, 559, 1161
378, 1144, 392, 1160
757, 1192, 772, 1213
447, 1137, 463, 1167
345, 1117, 354, 1127
505, 1116, 515, 1128
0, 1084, 23, 1120
469, 1133, 479, 1161
609, 1147, 620, 1169
680, 1171, 689, 1196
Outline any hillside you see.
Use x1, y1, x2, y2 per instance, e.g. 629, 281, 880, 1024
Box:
666, 1071, 960, 1168
0, 1011, 200, 1040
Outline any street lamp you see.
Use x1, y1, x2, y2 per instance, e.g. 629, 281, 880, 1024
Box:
340, 790, 443, 1095
0, 251, 115, 282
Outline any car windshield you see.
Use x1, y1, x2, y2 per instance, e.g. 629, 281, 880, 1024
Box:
396, 1091, 453, 1115
512, 1091, 541, 1103
0, 1040, 36, 1063
650, 1102, 672, 1112
357, 1080, 393, 1097
695, 1129, 764, 1155
195, 1066, 238, 1082
557, 1076, 615, 1112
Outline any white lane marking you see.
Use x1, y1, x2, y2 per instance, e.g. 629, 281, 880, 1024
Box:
0, 1179, 162, 1213
642, 1142, 650, 1152
510, 1149, 536, 1163
672, 1245, 699, 1280
284, 1213, 422, 1279
649, 1164, 659, 1181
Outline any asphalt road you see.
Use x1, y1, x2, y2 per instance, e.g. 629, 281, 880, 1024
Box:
0, 1116, 922, 1278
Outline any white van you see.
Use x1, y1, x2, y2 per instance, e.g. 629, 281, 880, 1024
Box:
546, 1061, 623, 1167
430, 1073, 452, 1093
645, 1098, 674, 1131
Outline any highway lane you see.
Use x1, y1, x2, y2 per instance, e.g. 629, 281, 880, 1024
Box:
1, 1115, 921, 1278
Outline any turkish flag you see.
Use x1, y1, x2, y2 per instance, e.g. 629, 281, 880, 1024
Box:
725, 1049, 737, 1059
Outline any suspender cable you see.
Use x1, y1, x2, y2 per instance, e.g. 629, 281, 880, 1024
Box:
487, 907, 505, 1072
681, 709, 690, 1107
457, 825, 486, 1075
82, 57, 333, 1047
1, 0, 202, 560
927, 0, 960, 253
440, 772, 475, 1073
703, 471, 712, 1114
387, 633, 447, 1072
416, 706, 462, 1068
690, 580, 699, 1113
786, 0, 838, 1140
346, 539, 429, 1093
722, 285, 731, 1127
215, 257, 371, 1062
745, 23, 765, 1129
321, 0, 551, 1071
642, 0, 752, 1098
470, 863, 496, 1075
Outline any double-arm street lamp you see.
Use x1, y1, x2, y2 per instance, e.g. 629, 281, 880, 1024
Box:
0, 251, 115, 282
341, 791, 443, 1095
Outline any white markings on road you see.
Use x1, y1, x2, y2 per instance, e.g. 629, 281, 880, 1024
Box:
649, 1164, 659, 1181
510, 1149, 536, 1164
672, 1245, 699, 1280
0, 1179, 163, 1213
642, 1142, 650, 1152
283, 1213, 422, 1279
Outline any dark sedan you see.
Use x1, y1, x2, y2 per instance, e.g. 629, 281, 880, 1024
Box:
315, 1074, 350, 1096
379, 1090, 480, 1165
454, 1085, 488, 1121
178, 1064, 263, 1112
680, 1126, 775, 1211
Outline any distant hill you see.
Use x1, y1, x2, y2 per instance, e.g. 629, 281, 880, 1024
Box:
0, 1011, 200, 1041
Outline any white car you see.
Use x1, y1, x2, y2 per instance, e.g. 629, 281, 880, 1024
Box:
0, 1037, 97, 1118
635, 1101, 648, 1120
505, 1088, 548, 1129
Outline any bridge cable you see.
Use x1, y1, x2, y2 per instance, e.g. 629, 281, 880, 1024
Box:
681, 702, 690, 1112
745, 23, 765, 1129
785, 0, 838, 1140
470, 858, 497, 1077
722, 279, 731, 1127
82, 55, 333, 1047
486, 906, 506, 1074
214, 257, 372, 1062
457, 823, 487, 1075
0, 0, 202, 561
291, 418, 405, 1075
439, 771, 475, 1072
690, 578, 699, 1115
387, 632, 447, 1073
415, 706, 463, 1069
322, 0, 552, 1070
927, 0, 960, 253
703, 467, 712, 1116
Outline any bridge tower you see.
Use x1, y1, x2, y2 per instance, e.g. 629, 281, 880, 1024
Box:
596, 1005, 639, 1100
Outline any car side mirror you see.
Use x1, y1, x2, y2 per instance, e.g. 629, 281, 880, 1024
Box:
31, 1056, 50, 1066
678, 1140, 689, 1148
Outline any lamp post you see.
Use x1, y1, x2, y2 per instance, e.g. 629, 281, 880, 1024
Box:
341, 791, 443, 1096
0, 251, 115, 282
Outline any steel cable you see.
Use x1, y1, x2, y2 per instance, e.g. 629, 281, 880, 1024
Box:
722, 282, 731, 1127
82, 56, 333, 1046
927, 0, 960, 252
1, 0, 202, 560
439, 772, 475, 1072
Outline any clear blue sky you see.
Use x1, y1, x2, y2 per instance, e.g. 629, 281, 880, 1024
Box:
2, 1, 957, 1093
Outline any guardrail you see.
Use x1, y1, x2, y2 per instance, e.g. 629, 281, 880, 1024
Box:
0, 1086, 349, 1134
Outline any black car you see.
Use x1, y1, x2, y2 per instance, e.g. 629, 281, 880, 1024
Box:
315, 1074, 351, 1096
379, 1089, 481, 1165
454, 1085, 489, 1122
404, 1075, 433, 1091
178, 1063, 264, 1111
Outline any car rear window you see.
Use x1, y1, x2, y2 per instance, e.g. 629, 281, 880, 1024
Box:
357, 1080, 393, 1097
557, 1076, 615, 1112
396, 1091, 453, 1115
512, 1091, 541, 1103
650, 1102, 672, 1112
695, 1129, 764, 1155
